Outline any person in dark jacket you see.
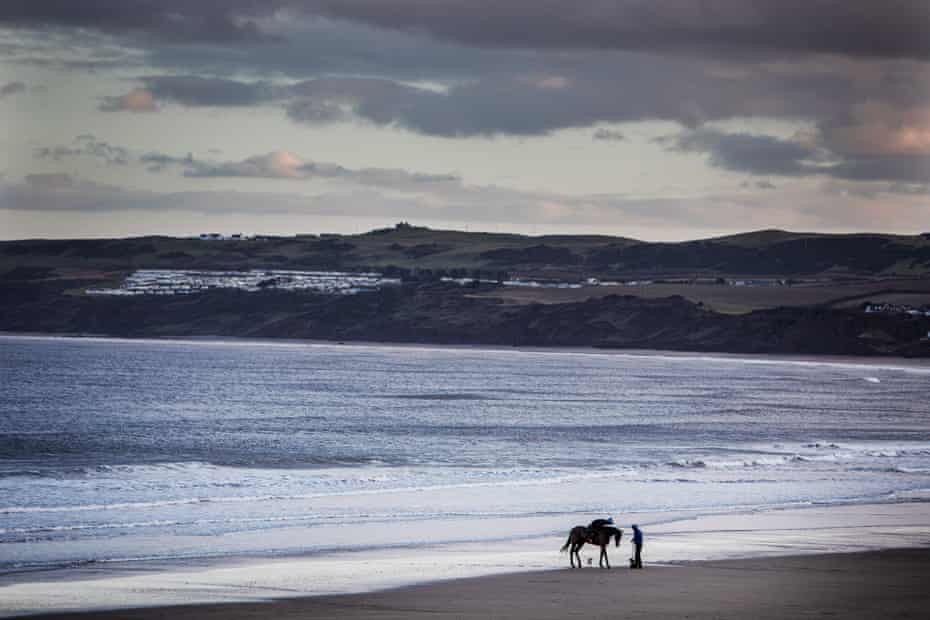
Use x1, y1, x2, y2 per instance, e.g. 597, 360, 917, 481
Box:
588, 517, 614, 531
631, 524, 643, 568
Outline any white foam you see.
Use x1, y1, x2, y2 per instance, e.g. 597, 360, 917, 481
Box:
1, 502, 927, 617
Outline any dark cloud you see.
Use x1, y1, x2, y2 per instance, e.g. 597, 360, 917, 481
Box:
35, 135, 130, 166
828, 154, 930, 183
306, 1, 930, 60
0, 81, 25, 97
100, 76, 282, 111
4, 2, 929, 59
664, 128, 930, 184
141, 75, 278, 106
0, 2, 276, 43
592, 128, 625, 142
10, 3, 929, 197
669, 129, 829, 176
284, 71, 726, 136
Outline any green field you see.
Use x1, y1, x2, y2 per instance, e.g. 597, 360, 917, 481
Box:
470, 279, 930, 314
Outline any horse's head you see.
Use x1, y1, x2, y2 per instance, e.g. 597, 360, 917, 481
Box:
614, 528, 623, 547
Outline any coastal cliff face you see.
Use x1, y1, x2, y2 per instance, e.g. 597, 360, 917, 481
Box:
2, 280, 928, 356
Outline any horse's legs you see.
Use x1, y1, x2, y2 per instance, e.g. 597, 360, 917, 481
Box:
574, 542, 583, 568
569, 543, 577, 568
602, 545, 610, 569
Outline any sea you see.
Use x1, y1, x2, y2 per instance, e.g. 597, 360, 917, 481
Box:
1, 334, 929, 601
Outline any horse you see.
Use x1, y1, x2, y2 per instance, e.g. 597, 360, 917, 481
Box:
560, 525, 623, 569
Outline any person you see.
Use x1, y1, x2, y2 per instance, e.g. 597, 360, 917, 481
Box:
631, 524, 643, 568
588, 517, 614, 530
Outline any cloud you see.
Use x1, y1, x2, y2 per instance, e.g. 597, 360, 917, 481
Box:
592, 128, 625, 142
822, 103, 930, 156
283, 72, 719, 136
668, 129, 831, 176
100, 76, 279, 111
150, 150, 464, 191
328, 0, 930, 58
99, 88, 156, 112
139, 151, 194, 173
185, 151, 310, 179
303, 1, 930, 60
84, 31, 930, 148
0, 81, 25, 97
35, 135, 130, 166
743, 180, 777, 190
274, 56, 927, 138
30, 138, 463, 192
1, 172, 317, 214
5, 2, 929, 60
3, 173, 143, 212
827, 154, 930, 183
663, 127, 930, 184
140, 75, 277, 106
0, 2, 274, 43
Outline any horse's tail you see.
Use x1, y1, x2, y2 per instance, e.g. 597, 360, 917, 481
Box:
560, 534, 572, 553
615, 528, 624, 547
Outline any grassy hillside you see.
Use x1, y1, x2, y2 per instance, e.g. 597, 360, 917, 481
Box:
470, 279, 930, 315
3, 225, 929, 356
2, 226, 930, 287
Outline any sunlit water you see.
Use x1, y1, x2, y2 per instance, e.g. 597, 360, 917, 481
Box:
2, 335, 929, 574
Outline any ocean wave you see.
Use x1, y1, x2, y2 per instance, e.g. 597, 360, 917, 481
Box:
667, 455, 800, 470
384, 393, 492, 401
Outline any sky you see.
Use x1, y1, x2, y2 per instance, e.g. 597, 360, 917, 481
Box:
1, 1, 929, 241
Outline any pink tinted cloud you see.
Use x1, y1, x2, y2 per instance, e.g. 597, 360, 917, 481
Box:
826, 103, 930, 156
99, 88, 157, 112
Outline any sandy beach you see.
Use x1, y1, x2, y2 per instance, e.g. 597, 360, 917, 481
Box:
15, 549, 928, 620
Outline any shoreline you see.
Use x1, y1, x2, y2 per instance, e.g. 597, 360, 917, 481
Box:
3, 331, 930, 369
3, 501, 929, 617
9, 548, 930, 620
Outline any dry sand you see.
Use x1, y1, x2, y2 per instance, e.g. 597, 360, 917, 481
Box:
22, 549, 930, 620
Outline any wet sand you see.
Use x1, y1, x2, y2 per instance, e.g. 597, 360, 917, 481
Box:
19, 548, 930, 620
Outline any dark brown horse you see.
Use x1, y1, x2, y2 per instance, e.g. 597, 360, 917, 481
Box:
560, 525, 623, 568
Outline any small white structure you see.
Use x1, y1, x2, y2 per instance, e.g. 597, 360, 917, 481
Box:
198, 233, 255, 241
87, 269, 400, 297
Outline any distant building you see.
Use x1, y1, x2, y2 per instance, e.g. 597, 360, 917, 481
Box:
197, 233, 254, 241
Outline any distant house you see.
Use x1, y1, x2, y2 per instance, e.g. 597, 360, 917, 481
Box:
197, 233, 253, 241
